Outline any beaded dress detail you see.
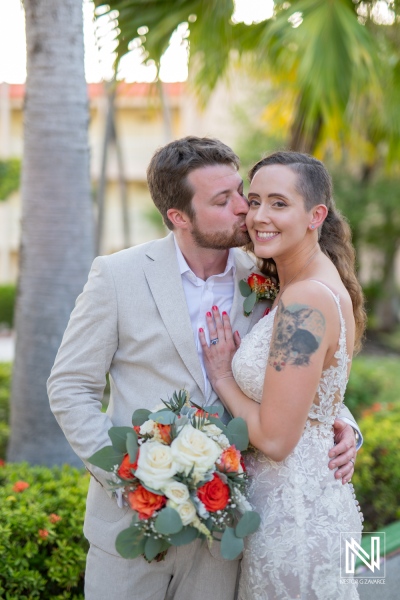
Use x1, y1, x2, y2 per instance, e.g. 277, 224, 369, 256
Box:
232, 281, 362, 600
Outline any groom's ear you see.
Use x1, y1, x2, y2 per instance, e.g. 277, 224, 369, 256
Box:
167, 208, 192, 230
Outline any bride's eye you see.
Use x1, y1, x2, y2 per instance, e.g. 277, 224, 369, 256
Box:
248, 199, 260, 207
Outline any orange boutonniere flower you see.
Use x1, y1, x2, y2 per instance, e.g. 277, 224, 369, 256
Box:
240, 273, 279, 316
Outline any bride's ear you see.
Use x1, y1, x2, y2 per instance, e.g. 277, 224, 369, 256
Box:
309, 204, 328, 230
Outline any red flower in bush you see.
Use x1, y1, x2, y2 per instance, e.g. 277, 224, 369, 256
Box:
38, 529, 49, 539
49, 513, 62, 524
0, 459, 5, 467
118, 452, 139, 481
13, 481, 30, 493
197, 474, 230, 512
128, 485, 166, 520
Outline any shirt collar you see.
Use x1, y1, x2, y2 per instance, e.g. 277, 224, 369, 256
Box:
173, 234, 236, 279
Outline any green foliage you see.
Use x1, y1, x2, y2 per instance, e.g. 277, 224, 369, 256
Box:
0, 159, 21, 201
346, 356, 400, 420
0, 462, 89, 599
353, 403, 400, 531
0, 285, 16, 328
0, 363, 11, 458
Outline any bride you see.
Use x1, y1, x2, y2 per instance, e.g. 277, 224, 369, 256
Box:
199, 151, 364, 599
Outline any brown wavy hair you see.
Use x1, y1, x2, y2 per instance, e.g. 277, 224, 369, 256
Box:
247, 151, 366, 353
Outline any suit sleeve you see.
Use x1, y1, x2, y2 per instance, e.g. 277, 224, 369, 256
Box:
337, 404, 363, 449
47, 256, 119, 489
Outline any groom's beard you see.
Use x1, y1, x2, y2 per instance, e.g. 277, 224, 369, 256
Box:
190, 220, 250, 250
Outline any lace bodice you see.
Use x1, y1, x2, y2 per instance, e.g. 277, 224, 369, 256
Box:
232, 282, 361, 600
232, 280, 351, 437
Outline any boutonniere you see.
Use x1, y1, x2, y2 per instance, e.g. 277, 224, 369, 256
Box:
239, 273, 279, 317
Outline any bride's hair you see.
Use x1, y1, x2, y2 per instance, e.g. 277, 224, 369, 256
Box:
247, 151, 366, 353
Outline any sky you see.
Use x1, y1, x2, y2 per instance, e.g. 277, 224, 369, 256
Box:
0, 0, 274, 84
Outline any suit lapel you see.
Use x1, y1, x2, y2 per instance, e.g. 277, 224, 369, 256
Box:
143, 234, 205, 396
231, 249, 272, 335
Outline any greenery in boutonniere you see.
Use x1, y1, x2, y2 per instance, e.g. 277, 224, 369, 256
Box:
240, 273, 279, 317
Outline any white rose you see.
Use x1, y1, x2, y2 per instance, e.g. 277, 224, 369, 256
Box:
139, 419, 156, 436
174, 500, 197, 526
135, 441, 178, 490
202, 424, 222, 437
162, 481, 190, 505
171, 424, 222, 475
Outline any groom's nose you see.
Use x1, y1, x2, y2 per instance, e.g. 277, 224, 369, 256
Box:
233, 193, 249, 215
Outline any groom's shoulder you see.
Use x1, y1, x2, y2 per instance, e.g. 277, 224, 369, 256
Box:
102, 234, 173, 269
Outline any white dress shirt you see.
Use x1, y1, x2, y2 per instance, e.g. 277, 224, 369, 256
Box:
174, 236, 236, 398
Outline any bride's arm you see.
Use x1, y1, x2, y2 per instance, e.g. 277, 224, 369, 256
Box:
200, 286, 341, 462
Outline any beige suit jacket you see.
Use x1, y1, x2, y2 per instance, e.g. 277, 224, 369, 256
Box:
48, 232, 358, 555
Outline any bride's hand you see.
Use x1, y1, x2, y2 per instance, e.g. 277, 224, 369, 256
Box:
199, 306, 241, 389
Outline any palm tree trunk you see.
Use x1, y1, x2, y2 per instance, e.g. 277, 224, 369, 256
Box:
7, 0, 94, 466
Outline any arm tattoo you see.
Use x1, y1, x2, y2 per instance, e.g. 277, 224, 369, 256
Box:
269, 301, 326, 371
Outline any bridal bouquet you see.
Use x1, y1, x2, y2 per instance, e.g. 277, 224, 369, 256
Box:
88, 390, 260, 562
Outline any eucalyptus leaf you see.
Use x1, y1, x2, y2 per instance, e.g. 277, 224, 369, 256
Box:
154, 507, 183, 535
115, 527, 145, 559
235, 511, 261, 538
152, 411, 177, 425
226, 418, 249, 451
169, 526, 199, 546
88, 446, 124, 471
243, 291, 257, 315
126, 431, 138, 464
108, 426, 135, 453
144, 536, 163, 561
220, 526, 244, 560
239, 279, 252, 297
205, 404, 224, 418
132, 408, 152, 426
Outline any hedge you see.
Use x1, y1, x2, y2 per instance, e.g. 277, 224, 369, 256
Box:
0, 462, 89, 599
0, 285, 16, 328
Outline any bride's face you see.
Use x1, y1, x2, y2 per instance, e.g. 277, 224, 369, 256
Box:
246, 164, 314, 260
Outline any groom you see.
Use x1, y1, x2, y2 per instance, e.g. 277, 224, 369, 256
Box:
48, 136, 361, 600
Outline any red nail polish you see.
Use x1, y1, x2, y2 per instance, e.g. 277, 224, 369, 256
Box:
222, 311, 227, 316
212, 305, 218, 311
199, 328, 204, 332
206, 312, 212, 317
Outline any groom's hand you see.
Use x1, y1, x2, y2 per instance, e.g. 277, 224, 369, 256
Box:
328, 419, 356, 484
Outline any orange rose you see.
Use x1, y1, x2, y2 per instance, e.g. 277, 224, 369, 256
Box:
218, 445, 241, 473
128, 485, 166, 520
156, 424, 172, 445
13, 481, 30, 493
197, 474, 230, 512
118, 452, 139, 481
38, 529, 49, 539
195, 409, 218, 418
133, 425, 141, 435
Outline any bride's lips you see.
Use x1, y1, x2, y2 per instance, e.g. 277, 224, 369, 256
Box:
254, 231, 280, 241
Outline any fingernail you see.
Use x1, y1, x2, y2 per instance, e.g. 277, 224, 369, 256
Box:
212, 305, 218, 311
199, 328, 203, 333
222, 311, 227, 316
206, 312, 212, 317
331, 462, 336, 468
235, 331, 240, 336
337, 472, 342, 478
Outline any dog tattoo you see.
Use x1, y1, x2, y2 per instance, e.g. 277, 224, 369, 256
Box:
269, 302, 326, 371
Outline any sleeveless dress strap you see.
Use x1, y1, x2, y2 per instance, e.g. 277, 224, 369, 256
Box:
308, 280, 348, 356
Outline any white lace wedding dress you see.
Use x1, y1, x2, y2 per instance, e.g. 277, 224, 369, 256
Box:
232, 282, 363, 600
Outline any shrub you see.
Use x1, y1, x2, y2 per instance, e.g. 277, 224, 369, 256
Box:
0, 462, 89, 599
345, 356, 400, 420
352, 403, 400, 531
0, 285, 16, 328
0, 363, 11, 458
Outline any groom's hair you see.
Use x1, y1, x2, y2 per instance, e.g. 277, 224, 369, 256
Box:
147, 136, 240, 230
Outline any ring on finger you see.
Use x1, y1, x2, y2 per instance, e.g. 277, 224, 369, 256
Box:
210, 338, 219, 345
350, 458, 355, 465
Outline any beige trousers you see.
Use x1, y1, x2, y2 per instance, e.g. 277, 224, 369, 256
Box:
85, 540, 240, 600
